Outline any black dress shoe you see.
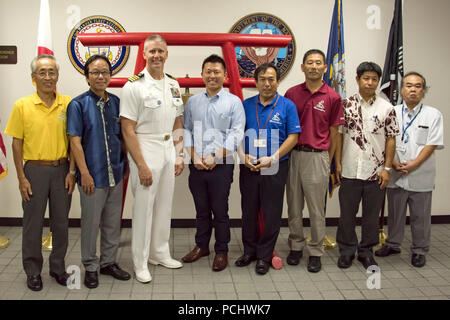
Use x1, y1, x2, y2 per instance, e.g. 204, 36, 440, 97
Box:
255, 260, 270, 275
307, 256, 321, 273
286, 250, 303, 265
411, 254, 426, 268
357, 255, 378, 270
337, 255, 355, 269
100, 263, 131, 281
235, 254, 257, 267
375, 245, 401, 257
84, 271, 99, 289
49, 271, 70, 287
27, 275, 43, 291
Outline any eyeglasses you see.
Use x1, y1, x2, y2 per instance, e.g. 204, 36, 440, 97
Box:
34, 70, 58, 78
89, 71, 111, 77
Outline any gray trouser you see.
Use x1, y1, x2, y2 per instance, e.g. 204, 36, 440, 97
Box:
79, 180, 123, 272
336, 178, 384, 257
22, 162, 71, 276
386, 187, 431, 255
286, 150, 329, 256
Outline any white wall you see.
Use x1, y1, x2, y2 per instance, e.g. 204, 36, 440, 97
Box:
1, 0, 449, 220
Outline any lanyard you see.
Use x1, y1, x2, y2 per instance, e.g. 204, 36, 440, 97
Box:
401, 103, 422, 141
255, 94, 279, 135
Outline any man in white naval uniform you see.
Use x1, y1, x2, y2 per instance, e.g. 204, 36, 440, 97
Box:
120, 35, 184, 283
375, 72, 444, 268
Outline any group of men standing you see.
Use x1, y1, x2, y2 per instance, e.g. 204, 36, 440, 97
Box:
4, 34, 443, 291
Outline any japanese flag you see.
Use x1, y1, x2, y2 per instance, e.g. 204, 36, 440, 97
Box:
37, 0, 54, 56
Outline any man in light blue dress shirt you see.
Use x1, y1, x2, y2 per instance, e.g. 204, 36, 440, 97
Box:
182, 54, 245, 272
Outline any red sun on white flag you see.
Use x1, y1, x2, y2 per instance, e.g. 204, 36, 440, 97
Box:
37, 0, 54, 56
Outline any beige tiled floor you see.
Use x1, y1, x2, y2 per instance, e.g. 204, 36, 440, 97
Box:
1, 224, 450, 300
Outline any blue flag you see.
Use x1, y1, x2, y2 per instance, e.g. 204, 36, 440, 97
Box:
324, 0, 346, 198
324, 0, 346, 98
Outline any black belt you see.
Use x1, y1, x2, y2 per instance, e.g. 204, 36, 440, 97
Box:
293, 145, 324, 153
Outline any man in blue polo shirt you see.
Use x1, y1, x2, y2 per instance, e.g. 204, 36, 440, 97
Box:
236, 63, 300, 275
67, 54, 131, 289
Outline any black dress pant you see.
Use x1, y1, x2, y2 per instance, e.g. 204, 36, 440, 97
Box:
22, 162, 71, 276
239, 160, 289, 262
188, 164, 234, 253
336, 178, 385, 257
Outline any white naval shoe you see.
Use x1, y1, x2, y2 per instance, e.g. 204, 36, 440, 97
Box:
148, 257, 183, 269
134, 268, 152, 283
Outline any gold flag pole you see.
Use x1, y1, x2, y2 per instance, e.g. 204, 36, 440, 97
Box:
379, 229, 387, 246
378, 76, 396, 247
323, 235, 337, 249
42, 232, 53, 251
378, 192, 387, 247
181, 74, 193, 106
306, 235, 337, 250
42, 211, 52, 251
0, 235, 10, 249
323, 164, 338, 249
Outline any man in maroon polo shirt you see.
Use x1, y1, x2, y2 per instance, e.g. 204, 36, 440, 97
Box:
284, 49, 344, 272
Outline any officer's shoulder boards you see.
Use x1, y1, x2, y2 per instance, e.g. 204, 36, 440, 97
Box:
128, 73, 144, 82
165, 73, 177, 81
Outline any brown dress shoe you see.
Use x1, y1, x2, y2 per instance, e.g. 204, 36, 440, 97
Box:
212, 253, 228, 272
182, 246, 210, 263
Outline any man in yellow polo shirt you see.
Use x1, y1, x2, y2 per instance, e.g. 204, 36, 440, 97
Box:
4, 54, 75, 291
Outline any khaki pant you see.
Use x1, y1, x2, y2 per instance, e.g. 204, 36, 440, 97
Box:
286, 150, 329, 257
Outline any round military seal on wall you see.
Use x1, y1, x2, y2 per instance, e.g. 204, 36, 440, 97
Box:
230, 13, 296, 80
67, 15, 130, 75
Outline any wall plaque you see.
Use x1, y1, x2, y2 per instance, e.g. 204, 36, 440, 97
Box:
0, 46, 17, 64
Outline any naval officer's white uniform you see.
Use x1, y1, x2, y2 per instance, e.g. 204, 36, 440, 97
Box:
120, 68, 184, 276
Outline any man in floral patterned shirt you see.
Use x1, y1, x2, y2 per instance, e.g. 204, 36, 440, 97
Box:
335, 62, 399, 270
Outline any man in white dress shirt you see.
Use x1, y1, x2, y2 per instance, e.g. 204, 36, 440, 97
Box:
375, 72, 444, 268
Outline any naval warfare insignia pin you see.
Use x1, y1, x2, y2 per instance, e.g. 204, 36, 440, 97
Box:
229, 13, 296, 80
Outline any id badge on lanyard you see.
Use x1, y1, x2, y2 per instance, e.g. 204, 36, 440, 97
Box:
396, 142, 406, 153
253, 138, 267, 148
253, 95, 279, 149
402, 104, 423, 143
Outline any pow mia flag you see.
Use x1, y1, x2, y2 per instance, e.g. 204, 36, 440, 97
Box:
380, 0, 403, 105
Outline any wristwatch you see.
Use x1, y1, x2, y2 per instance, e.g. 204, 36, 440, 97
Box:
69, 170, 76, 175
384, 167, 392, 172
